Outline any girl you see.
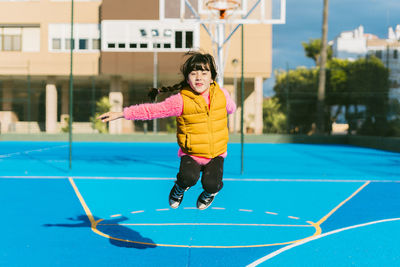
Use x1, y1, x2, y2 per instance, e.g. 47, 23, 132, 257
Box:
98, 52, 236, 210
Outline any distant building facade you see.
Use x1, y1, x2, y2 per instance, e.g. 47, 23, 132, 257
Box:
332, 25, 400, 103
0, 0, 273, 134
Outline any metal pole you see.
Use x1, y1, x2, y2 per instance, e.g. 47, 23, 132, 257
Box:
285, 62, 290, 134
69, 0, 74, 169
91, 76, 96, 132
153, 51, 158, 133
217, 23, 225, 87
240, 24, 244, 174
27, 61, 31, 134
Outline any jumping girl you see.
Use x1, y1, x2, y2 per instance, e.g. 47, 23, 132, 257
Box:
98, 52, 236, 210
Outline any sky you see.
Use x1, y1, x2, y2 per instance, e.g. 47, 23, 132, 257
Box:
263, 0, 400, 96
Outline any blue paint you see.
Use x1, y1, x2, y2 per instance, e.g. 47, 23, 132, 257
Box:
0, 142, 399, 180
322, 182, 400, 232
0, 142, 399, 266
262, 219, 400, 266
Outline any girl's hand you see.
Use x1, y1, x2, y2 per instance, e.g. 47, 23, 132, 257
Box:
97, 111, 124, 122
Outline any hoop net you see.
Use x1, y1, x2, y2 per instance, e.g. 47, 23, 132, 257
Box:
205, 0, 241, 19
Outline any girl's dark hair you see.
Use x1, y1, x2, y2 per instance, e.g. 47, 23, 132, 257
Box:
148, 51, 218, 101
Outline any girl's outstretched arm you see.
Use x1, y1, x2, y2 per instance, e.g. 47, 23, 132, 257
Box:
122, 93, 183, 121
97, 111, 124, 122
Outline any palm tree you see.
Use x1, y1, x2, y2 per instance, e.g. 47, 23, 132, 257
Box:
317, 0, 329, 133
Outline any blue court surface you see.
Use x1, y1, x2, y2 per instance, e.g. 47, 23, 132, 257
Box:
0, 141, 399, 266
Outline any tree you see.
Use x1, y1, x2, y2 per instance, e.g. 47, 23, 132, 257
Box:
347, 56, 390, 135
274, 67, 319, 134
90, 96, 111, 133
302, 38, 333, 65
263, 97, 287, 133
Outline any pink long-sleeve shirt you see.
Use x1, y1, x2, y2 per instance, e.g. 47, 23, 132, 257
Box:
123, 87, 236, 165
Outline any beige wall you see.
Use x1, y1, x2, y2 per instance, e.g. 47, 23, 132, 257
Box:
101, 0, 159, 20
0, 0, 100, 76
200, 24, 272, 80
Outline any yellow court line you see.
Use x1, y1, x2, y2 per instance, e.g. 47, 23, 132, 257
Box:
68, 177, 322, 248
68, 177, 97, 226
316, 181, 370, 226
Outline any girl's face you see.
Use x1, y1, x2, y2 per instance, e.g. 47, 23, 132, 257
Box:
187, 68, 213, 94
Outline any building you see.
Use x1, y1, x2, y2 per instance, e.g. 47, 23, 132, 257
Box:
332, 25, 400, 103
0, 0, 273, 134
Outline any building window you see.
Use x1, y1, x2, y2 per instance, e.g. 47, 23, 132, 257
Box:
164, 29, 172, 37
185, 31, 193, 48
52, 38, 61, 50
118, 43, 126, 48
140, 43, 148, 48
394, 50, 398, 59
164, 43, 171, 48
140, 29, 147, 37
153, 43, 161, 48
129, 43, 137, 48
151, 29, 159, 37
375, 50, 382, 59
92, 39, 100, 49
107, 43, 115, 48
65, 38, 75, 50
49, 24, 99, 52
79, 39, 88, 50
3, 35, 21, 51
175, 31, 182, 48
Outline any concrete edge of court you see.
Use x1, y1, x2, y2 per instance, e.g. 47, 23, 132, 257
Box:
1, 133, 399, 153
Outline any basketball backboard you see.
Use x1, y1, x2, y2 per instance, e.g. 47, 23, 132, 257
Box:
176, 0, 286, 25
159, 0, 286, 86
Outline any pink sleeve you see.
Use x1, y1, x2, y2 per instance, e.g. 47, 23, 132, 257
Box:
220, 87, 237, 114
123, 93, 183, 120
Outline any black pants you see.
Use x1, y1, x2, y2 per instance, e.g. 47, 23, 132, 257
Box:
176, 155, 224, 194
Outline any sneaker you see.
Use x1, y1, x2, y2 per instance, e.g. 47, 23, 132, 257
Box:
169, 183, 188, 209
196, 191, 218, 210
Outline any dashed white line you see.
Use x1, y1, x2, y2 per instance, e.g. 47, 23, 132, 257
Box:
130, 210, 144, 214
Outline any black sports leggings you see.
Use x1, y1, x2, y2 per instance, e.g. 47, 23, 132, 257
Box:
176, 155, 224, 194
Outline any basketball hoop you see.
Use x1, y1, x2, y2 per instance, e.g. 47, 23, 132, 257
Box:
205, 0, 241, 19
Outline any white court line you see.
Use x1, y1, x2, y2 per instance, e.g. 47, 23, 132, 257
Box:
156, 208, 169, 211
0, 175, 399, 183
130, 210, 144, 214
0, 145, 68, 159
246, 218, 400, 267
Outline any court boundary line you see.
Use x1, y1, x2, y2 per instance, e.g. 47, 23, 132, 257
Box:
0, 144, 68, 159
98, 223, 312, 227
1, 175, 399, 183
246, 217, 400, 266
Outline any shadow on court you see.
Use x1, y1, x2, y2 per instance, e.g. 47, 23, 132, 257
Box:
43, 215, 157, 249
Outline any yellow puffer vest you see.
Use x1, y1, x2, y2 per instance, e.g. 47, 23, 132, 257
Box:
176, 82, 229, 158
